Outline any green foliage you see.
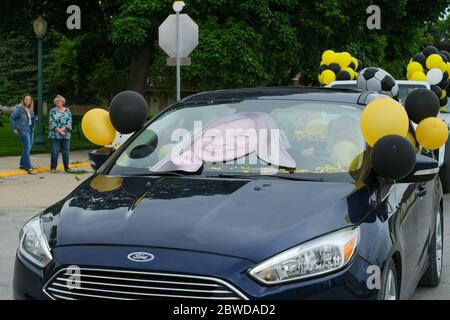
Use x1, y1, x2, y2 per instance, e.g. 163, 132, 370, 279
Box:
0, 35, 38, 105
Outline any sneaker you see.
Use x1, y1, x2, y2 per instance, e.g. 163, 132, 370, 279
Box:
50, 169, 57, 173
26, 169, 36, 175
65, 168, 74, 173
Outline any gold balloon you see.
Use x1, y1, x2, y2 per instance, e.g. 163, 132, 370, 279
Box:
331, 141, 360, 168
321, 70, 336, 85
90, 175, 123, 192
416, 117, 449, 150
360, 98, 409, 147
81, 108, 116, 146
407, 61, 423, 74
405, 132, 417, 149
410, 71, 427, 81
336, 52, 352, 69
322, 50, 336, 65
426, 54, 444, 70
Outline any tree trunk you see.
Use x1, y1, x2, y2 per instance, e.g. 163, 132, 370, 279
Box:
127, 46, 152, 95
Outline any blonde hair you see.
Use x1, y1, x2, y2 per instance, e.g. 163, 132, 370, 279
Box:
54, 95, 66, 106
22, 94, 34, 111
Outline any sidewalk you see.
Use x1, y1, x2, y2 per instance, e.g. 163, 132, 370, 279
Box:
0, 150, 91, 177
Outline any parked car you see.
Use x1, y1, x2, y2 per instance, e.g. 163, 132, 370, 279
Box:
328, 80, 450, 193
14, 87, 443, 300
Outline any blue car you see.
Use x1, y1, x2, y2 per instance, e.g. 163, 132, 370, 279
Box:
13, 87, 443, 300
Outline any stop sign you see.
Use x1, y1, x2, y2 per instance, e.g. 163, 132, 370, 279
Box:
158, 14, 198, 58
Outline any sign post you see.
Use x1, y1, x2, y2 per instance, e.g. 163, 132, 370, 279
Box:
159, 2, 198, 101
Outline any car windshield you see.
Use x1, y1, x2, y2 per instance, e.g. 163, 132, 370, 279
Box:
109, 99, 367, 182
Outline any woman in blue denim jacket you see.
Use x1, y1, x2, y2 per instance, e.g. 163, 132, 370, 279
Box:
10, 94, 36, 174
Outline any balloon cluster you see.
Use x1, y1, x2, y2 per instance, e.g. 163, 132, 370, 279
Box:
406, 46, 450, 110
360, 89, 448, 180
81, 91, 148, 147
318, 50, 363, 85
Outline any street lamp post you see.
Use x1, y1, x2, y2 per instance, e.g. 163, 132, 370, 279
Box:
33, 16, 47, 147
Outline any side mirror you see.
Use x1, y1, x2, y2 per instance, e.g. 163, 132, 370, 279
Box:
88, 147, 115, 171
399, 154, 439, 183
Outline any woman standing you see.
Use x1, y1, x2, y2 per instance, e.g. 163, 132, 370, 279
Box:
10, 94, 36, 174
49, 95, 72, 173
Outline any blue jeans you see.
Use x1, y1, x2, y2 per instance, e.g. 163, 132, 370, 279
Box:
50, 139, 70, 170
18, 130, 33, 170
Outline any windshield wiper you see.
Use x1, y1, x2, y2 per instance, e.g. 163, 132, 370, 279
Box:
207, 173, 325, 182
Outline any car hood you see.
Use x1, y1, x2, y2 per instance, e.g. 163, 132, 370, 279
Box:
42, 175, 372, 262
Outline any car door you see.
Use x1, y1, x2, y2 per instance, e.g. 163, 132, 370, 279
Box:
392, 181, 423, 295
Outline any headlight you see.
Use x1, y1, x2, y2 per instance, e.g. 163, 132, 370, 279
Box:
248, 227, 360, 285
19, 216, 52, 268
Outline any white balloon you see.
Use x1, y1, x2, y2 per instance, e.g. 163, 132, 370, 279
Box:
427, 68, 443, 85
112, 131, 133, 149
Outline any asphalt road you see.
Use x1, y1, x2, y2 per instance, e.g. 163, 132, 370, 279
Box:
0, 172, 449, 300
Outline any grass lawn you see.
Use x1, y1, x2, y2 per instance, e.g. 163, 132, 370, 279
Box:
0, 115, 96, 157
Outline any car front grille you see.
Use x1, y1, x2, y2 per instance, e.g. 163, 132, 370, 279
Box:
43, 267, 247, 300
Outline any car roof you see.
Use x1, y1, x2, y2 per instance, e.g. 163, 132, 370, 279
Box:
327, 80, 430, 88
181, 86, 368, 105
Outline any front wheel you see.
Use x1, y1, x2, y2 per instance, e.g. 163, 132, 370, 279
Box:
419, 206, 444, 287
377, 258, 398, 300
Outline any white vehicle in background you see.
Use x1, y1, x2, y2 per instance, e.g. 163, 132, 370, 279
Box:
328, 80, 450, 193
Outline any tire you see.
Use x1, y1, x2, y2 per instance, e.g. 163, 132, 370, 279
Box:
377, 258, 399, 300
419, 206, 444, 287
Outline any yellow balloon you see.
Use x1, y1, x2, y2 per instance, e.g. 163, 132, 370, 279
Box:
322, 50, 336, 65
81, 108, 116, 146
407, 61, 423, 74
416, 117, 448, 150
405, 132, 417, 149
441, 90, 447, 100
426, 54, 444, 70
360, 98, 409, 147
318, 73, 323, 84
410, 71, 427, 81
406, 70, 413, 80
350, 57, 359, 70
337, 52, 352, 68
331, 141, 360, 168
439, 60, 447, 73
447, 62, 450, 78
440, 105, 447, 112
321, 70, 336, 85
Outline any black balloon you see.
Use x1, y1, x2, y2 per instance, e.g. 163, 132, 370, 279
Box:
438, 77, 449, 90
319, 64, 328, 73
412, 53, 427, 67
109, 91, 149, 134
348, 61, 356, 70
404, 88, 440, 123
356, 59, 363, 72
431, 85, 443, 100
440, 50, 450, 62
371, 135, 416, 181
329, 63, 341, 74
336, 70, 351, 80
423, 45, 439, 57
440, 53, 449, 63
441, 97, 448, 107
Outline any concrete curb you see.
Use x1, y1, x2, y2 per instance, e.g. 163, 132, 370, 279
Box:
0, 162, 91, 178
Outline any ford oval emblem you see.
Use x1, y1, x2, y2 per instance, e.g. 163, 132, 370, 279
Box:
127, 252, 154, 262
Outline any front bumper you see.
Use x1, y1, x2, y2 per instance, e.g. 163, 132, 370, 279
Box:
13, 245, 378, 300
